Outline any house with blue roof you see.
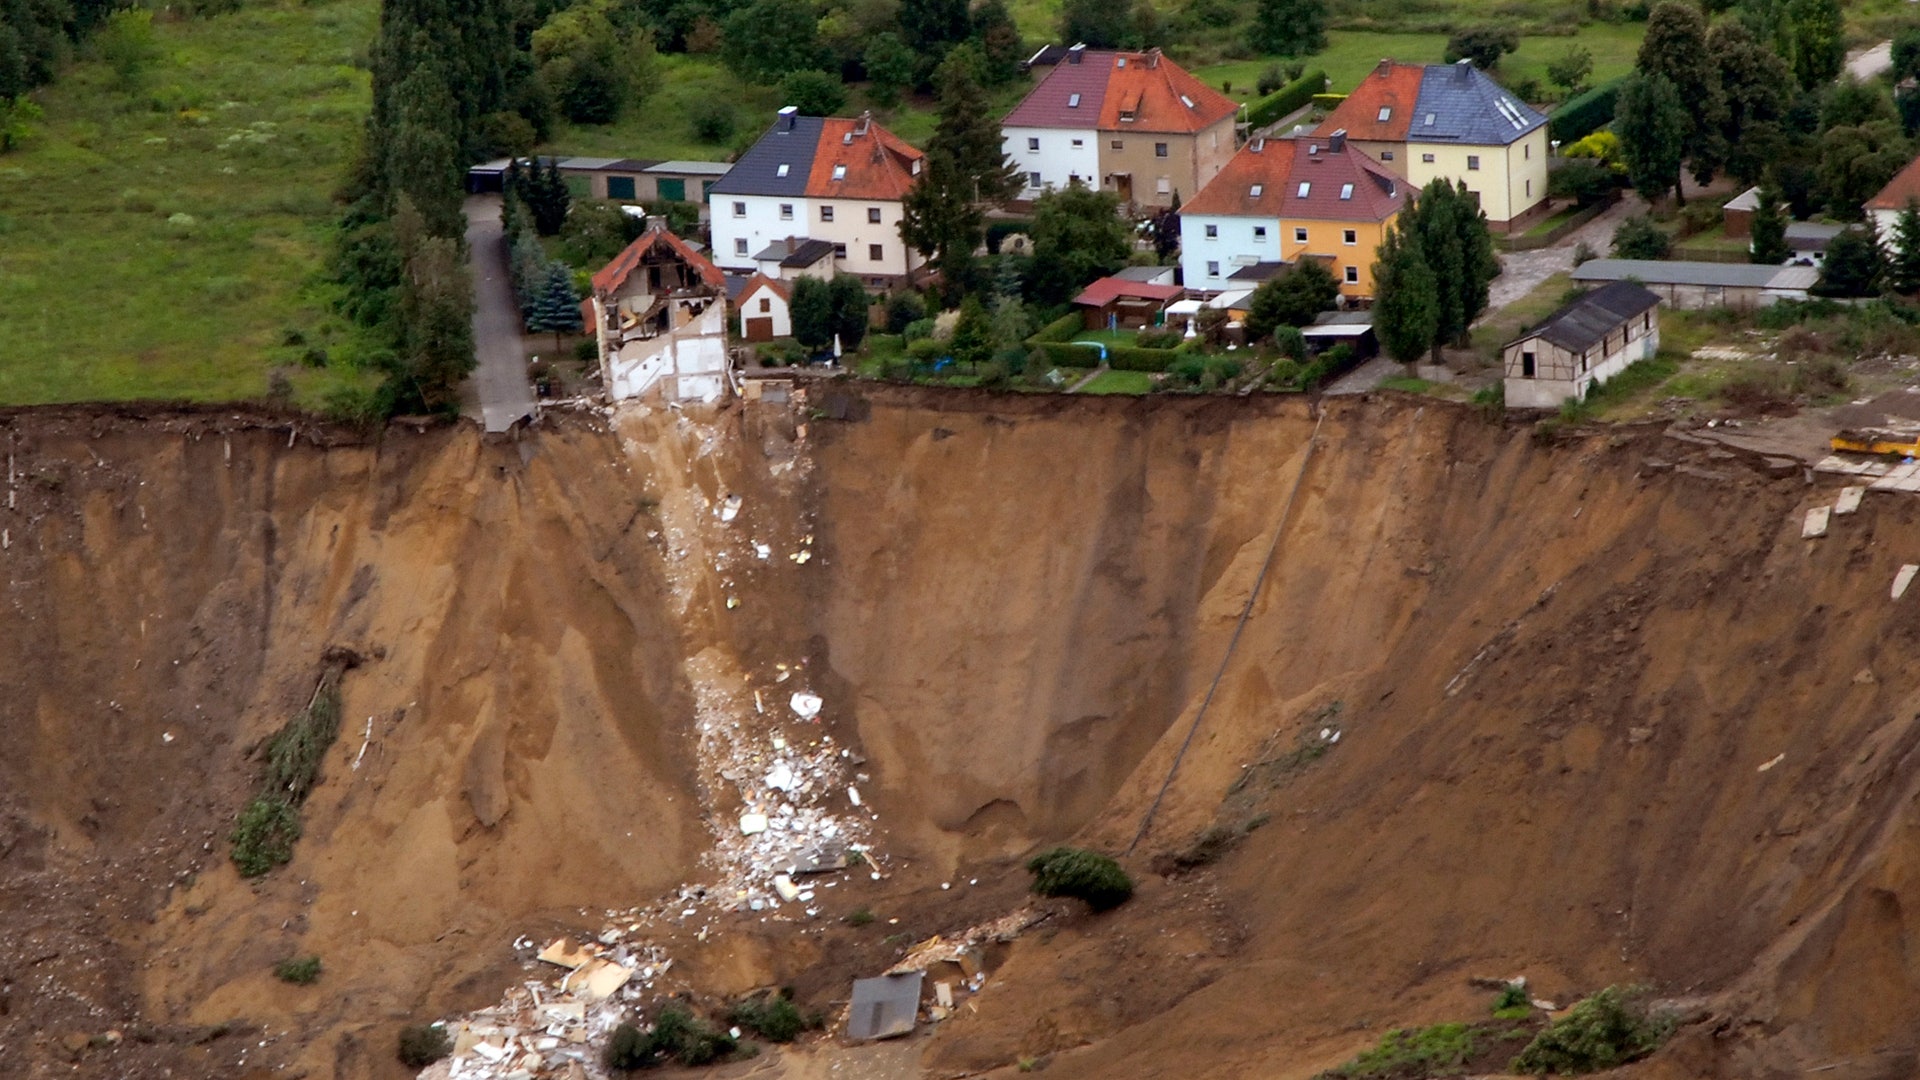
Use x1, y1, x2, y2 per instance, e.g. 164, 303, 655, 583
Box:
1315, 59, 1550, 232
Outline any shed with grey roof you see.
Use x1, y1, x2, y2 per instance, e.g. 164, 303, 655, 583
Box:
1570, 259, 1816, 309
1503, 280, 1661, 409
847, 972, 922, 1041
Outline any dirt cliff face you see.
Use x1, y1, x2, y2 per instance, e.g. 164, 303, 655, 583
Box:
1, 395, 1917, 1079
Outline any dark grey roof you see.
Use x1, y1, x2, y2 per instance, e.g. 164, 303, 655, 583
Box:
847, 972, 921, 1040
781, 239, 837, 268
1517, 280, 1660, 353
1786, 222, 1847, 250
608, 158, 662, 172
724, 272, 753, 301
1026, 44, 1070, 67
1228, 260, 1292, 282
1113, 264, 1177, 283
1571, 258, 1812, 289
706, 114, 822, 197
1412, 62, 1546, 146
559, 156, 623, 170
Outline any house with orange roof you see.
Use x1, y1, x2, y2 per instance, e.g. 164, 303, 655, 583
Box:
737, 273, 792, 342
1866, 154, 1920, 240
589, 223, 731, 402
1316, 59, 1549, 232
707, 108, 926, 287
1001, 45, 1238, 208
1178, 132, 1407, 300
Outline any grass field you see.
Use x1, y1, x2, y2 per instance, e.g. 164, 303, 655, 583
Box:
1079, 368, 1156, 394
0, 0, 380, 407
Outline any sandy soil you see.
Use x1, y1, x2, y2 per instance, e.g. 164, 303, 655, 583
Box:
2, 394, 1919, 1079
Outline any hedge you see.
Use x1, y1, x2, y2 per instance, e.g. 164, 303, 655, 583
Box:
1030, 312, 1083, 344
1028, 338, 1190, 371
1549, 76, 1624, 144
1244, 70, 1328, 131
1310, 93, 1346, 110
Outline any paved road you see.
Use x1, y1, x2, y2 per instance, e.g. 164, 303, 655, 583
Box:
460, 194, 538, 433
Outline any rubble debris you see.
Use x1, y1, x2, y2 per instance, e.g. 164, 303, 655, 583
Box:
717, 494, 741, 523
847, 972, 923, 1041
739, 814, 768, 836
1834, 486, 1865, 515
1895, 564, 1918, 600
790, 692, 822, 720
537, 939, 593, 970
1803, 506, 1830, 538
1759, 753, 1786, 773
773, 874, 800, 902
889, 908, 1051, 974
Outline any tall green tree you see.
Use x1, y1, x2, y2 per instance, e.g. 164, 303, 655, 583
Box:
1385, 180, 1498, 360
1890, 199, 1920, 293
393, 198, 477, 412
1547, 45, 1593, 97
901, 0, 971, 60
1816, 226, 1884, 297
926, 54, 1021, 204
1027, 181, 1132, 305
1636, 1, 1724, 186
780, 69, 847, 115
970, 0, 1024, 86
1059, 0, 1136, 49
1894, 26, 1920, 86
1245, 261, 1339, 341
1710, 21, 1791, 187
789, 275, 834, 349
1822, 78, 1896, 130
1614, 72, 1688, 204
1371, 225, 1439, 366
1749, 185, 1791, 264
864, 33, 914, 106
1817, 120, 1910, 220
531, 0, 655, 124
1787, 0, 1844, 92
901, 53, 1022, 300
1444, 26, 1519, 70
826, 275, 871, 350
1250, 0, 1327, 57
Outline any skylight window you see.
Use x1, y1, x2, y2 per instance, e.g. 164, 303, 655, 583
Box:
1340, 183, 1353, 200
1424, 113, 1435, 126
1180, 94, 1195, 108
776, 164, 789, 177
1249, 183, 1263, 197
1297, 182, 1310, 197
1377, 107, 1391, 121
1068, 93, 1081, 107
832, 164, 847, 180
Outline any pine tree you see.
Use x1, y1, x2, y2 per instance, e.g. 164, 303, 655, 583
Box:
902, 54, 1021, 301
1372, 225, 1439, 367
525, 261, 583, 347
927, 54, 1022, 205
1816, 226, 1884, 297
1888, 199, 1920, 293
527, 157, 571, 235
1749, 186, 1791, 265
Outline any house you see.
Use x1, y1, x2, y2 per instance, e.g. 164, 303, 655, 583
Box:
1179, 132, 1406, 299
589, 224, 731, 403
1866, 153, 1920, 238
1073, 275, 1185, 329
1001, 45, 1238, 208
707, 108, 925, 287
1570, 258, 1817, 309
1502, 281, 1661, 408
1723, 186, 1761, 239
753, 238, 838, 281
1315, 59, 1549, 232
737, 273, 793, 342
1785, 222, 1848, 263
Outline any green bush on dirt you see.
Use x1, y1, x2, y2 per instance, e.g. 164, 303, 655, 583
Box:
397, 1023, 453, 1068
1493, 982, 1532, 1020
607, 1006, 741, 1070
729, 993, 811, 1042
229, 796, 301, 878
273, 955, 322, 984
603, 1022, 651, 1069
1510, 986, 1672, 1075
1026, 847, 1134, 911
1318, 1023, 1477, 1079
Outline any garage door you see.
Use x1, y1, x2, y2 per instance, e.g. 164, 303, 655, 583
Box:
657, 178, 686, 202
745, 317, 773, 342
607, 176, 636, 200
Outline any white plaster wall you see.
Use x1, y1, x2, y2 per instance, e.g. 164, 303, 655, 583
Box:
1004, 125, 1100, 195
709, 194, 814, 272
1180, 212, 1281, 290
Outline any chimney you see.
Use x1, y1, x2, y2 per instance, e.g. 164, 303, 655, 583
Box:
855, 110, 871, 136
1376, 58, 1392, 77
1250, 136, 1265, 153
1455, 58, 1472, 79
1147, 47, 1161, 69
778, 104, 798, 130
1329, 129, 1346, 153
1068, 43, 1085, 64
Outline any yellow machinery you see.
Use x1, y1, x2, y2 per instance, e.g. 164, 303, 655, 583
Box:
1832, 428, 1920, 457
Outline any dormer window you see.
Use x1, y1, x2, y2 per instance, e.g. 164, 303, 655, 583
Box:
776, 163, 790, 177
1068, 93, 1081, 107
1297, 182, 1310, 197
1116, 57, 1127, 67
1249, 183, 1263, 197
1340, 183, 1353, 200
1377, 107, 1391, 121
1120, 110, 1136, 122
832, 164, 847, 180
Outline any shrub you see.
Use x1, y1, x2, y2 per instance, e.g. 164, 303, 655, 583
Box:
1511, 986, 1673, 1075
1320, 1023, 1476, 1079
1244, 70, 1327, 130
902, 317, 937, 342
604, 1022, 651, 1069
1610, 214, 1670, 259
1256, 64, 1287, 96
690, 99, 735, 143
844, 906, 876, 926
885, 292, 927, 334
1027, 847, 1134, 910
1493, 981, 1531, 1019
1550, 77, 1625, 144
730, 994, 810, 1043
1274, 325, 1306, 360
1136, 327, 1182, 349
397, 1023, 452, 1068
230, 797, 300, 878
274, 955, 322, 984
1445, 25, 1519, 69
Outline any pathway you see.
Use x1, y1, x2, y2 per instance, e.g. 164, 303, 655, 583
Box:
1849, 40, 1893, 82
1479, 195, 1643, 319
459, 194, 538, 433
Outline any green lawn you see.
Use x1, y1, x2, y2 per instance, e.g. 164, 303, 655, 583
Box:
1080, 368, 1155, 394
0, 0, 380, 407
1473, 271, 1574, 364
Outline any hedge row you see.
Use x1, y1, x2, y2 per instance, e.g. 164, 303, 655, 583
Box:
1549, 76, 1624, 144
1310, 93, 1347, 110
1028, 338, 1191, 372
1030, 312, 1083, 344
1244, 70, 1328, 131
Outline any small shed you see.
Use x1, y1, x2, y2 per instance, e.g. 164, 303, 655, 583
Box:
754, 239, 838, 281
847, 972, 923, 1041
737, 273, 792, 342
1072, 276, 1185, 330
1302, 311, 1377, 361
1785, 222, 1847, 262
1723, 186, 1761, 239
1502, 280, 1661, 409
1112, 264, 1179, 287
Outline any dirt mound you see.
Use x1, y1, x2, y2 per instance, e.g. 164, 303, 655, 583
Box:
2, 393, 1918, 1079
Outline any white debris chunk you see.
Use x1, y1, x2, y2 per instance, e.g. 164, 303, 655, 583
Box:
773, 874, 800, 902
739, 814, 769, 836
848, 786, 861, 806
790, 692, 822, 720
1803, 506, 1830, 538
717, 494, 742, 522
1834, 486, 1865, 515
1895, 564, 1918, 600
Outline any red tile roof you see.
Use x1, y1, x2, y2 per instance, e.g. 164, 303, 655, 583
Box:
1181, 136, 1405, 221
1868, 153, 1920, 211
1003, 49, 1237, 134
805, 117, 924, 201
591, 224, 727, 298
738, 271, 790, 303
1315, 60, 1423, 142
1072, 276, 1184, 307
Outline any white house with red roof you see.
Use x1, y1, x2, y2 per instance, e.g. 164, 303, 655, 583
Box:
1867, 153, 1920, 240
1001, 45, 1239, 208
707, 109, 926, 287
1179, 133, 1407, 300
736, 273, 792, 342
589, 223, 731, 403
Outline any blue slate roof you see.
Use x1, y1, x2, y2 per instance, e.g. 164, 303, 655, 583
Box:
706, 113, 822, 197
1410, 62, 1546, 146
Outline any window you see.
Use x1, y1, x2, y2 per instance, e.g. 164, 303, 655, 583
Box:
1381, 150, 1394, 161
1521, 351, 1536, 378
1421, 152, 1435, 163
1156, 177, 1170, 194
1071, 138, 1084, 148
732, 201, 746, 217
1423, 113, 1434, 126
1340, 183, 1353, 200
1250, 183, 1263, 197
758, 298, 771, 313
779, 203, 793, 220
1525, 143, 1531, 159
1120, 110, 1135, 123
1207, 260, 1220, 277
1294, 227, 1308, 242
1377, 107, 1392, 121
1204, 224, 1218, 238
1344, 265, 1358, 284
1111, 140, 1123, 150
1253, 226, 1267, 240
1343, 229, 1356, 245
1525, 179, 1532, 197
1029, 171, 1042, 187
776, 164, 790, 177
832, 164, 847, 181
1297, 182, 1310, 197
1027, 137, 1040, 151
1467, 155, 1481, 170
820, 206, 834, 221
1068, 93, 1081, 107
1180, 94, 1195, 108
868, 207, 882, 223
734, 238, 749, 255
1155, 142, 1169, 157
869, 243, 884, 261
833, 243, 847, 257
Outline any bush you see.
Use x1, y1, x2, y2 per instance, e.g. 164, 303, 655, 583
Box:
1550, 76, 1624, 144
885, 292, 927, 334
1244, 70, 1327, 130
1511, 986, 1673, 1075
1256, 64, 1287, 96
1493, 981, 1531, 1019
274, 955, 322, 984
1027, 847, 1134, 910
1320, 1023, 1477, 1079
1610, 214, 1670, 259
690, 99, 735, 143
230, 797, 300, 878
730, 994, 811, 1043
1028, 311, 1083, 343
604, 1022, 651, 1069
1135, 327, 1182, 349
397, 1023, 452, 1068
902, 317, 937, 343
1445, 25, 1519, 68
1274, 325, 1306, 360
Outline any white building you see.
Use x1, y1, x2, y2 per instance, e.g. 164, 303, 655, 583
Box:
737, 273, 792, 342
1502, 280, 1661, 409
589, 225, 731, 403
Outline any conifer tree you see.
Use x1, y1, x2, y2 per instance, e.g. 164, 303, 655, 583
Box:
525, 261, 583, 347
1749, 185, 1791, 265
1888, 199, 1920, 293
1372, 225, 1439, 367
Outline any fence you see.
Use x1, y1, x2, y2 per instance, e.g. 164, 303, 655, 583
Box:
1498, 192, 1619, 252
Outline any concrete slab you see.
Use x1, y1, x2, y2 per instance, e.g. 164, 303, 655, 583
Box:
1835, 486, 1865, 515
1895, 565, 1918, 600
1803, 506, 1830, 538
847, 972, 922, 1041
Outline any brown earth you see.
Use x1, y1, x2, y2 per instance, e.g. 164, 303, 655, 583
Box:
1, 393, 1918, 1079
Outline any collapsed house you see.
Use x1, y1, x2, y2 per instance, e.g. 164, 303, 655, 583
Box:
589, 224, 730, 403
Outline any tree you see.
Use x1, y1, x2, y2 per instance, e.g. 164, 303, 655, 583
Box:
1894, 26, 1920, 86
900, 0, 971, 61
1787, 0, 1844, 92
1710, 21, 1791, 186
864, 33, 914, 107
789, 275, 834, 349
1817, 120, 1911, 220
1636, 1, 1724, 187
1250, 0, 1327, 58
1614, 72, 1687, 204
970, 0, 1024, 86
826, 275, 870, 350
525, 261, 584, 347
1373, 180, 1496, 362
1815, 226, 1884, 297
1059, 0, 1135, 50
1246, 262, 1338, 341
1028, 182, 1132, 305
1372, 225, 1439, 366
724, 0, 823, 83
1546, 45, 1593, 97
929, 54, 1021, 205
780, 69, 846, 115
1610, 214, 1672, 259
949, 297, 993, 369
393, 198, 476, 413
1890, 199, 1920, 293
532, 0, 656, 124
517, 157, 571, 236
1444, 26, 1520, 70
0, 95, 42, 154
901, 54, 1022, 300
690, 99, 736, 142
1822, 77, 1896, 130
1749, 185, 1791, 264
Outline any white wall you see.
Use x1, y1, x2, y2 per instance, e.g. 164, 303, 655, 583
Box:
811, 197, 919, 278
709, 194, 813, 272
607, 302, 730, 402
1503, 327, 1659, 409
1004, 125, 1101, 196
740, 284, 792, 338
1179, 213, 1281, 291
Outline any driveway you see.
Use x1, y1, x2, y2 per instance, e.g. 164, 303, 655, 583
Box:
460, 194, 538, 433
1478, 195, 1643, 320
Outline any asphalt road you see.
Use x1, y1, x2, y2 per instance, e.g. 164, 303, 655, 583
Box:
460, 194, 538, 432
